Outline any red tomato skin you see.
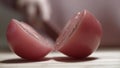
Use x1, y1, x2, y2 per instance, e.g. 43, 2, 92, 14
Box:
56, 10, 102, 58
6, 19, 53, 60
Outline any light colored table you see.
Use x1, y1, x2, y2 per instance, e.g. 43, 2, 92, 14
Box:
0, 48, 120, 68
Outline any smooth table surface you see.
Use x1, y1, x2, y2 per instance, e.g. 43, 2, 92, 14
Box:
0, 49, 120, 68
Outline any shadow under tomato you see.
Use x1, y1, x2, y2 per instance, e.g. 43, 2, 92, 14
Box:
0, 57, 98, 64
0, 57, 51, 64
52, 56, 98, 63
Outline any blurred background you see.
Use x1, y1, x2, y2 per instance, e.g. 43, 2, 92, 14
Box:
0, 0, 120, 51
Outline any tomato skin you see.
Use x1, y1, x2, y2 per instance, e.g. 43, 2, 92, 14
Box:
6, 19, 53, 60
6, 10, 102, 60
56, 10, 102, 58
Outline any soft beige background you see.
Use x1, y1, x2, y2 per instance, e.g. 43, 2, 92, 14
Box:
0, 0, 120, 50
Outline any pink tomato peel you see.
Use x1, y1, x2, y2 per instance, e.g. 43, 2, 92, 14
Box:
6, 10, 102, 60
6, 19, 53, 60
56, 10, 102, 58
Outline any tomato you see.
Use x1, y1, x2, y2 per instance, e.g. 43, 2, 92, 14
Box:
56, 10, 102, 58
6, 19, 53, 60
6, 10, 102, 60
